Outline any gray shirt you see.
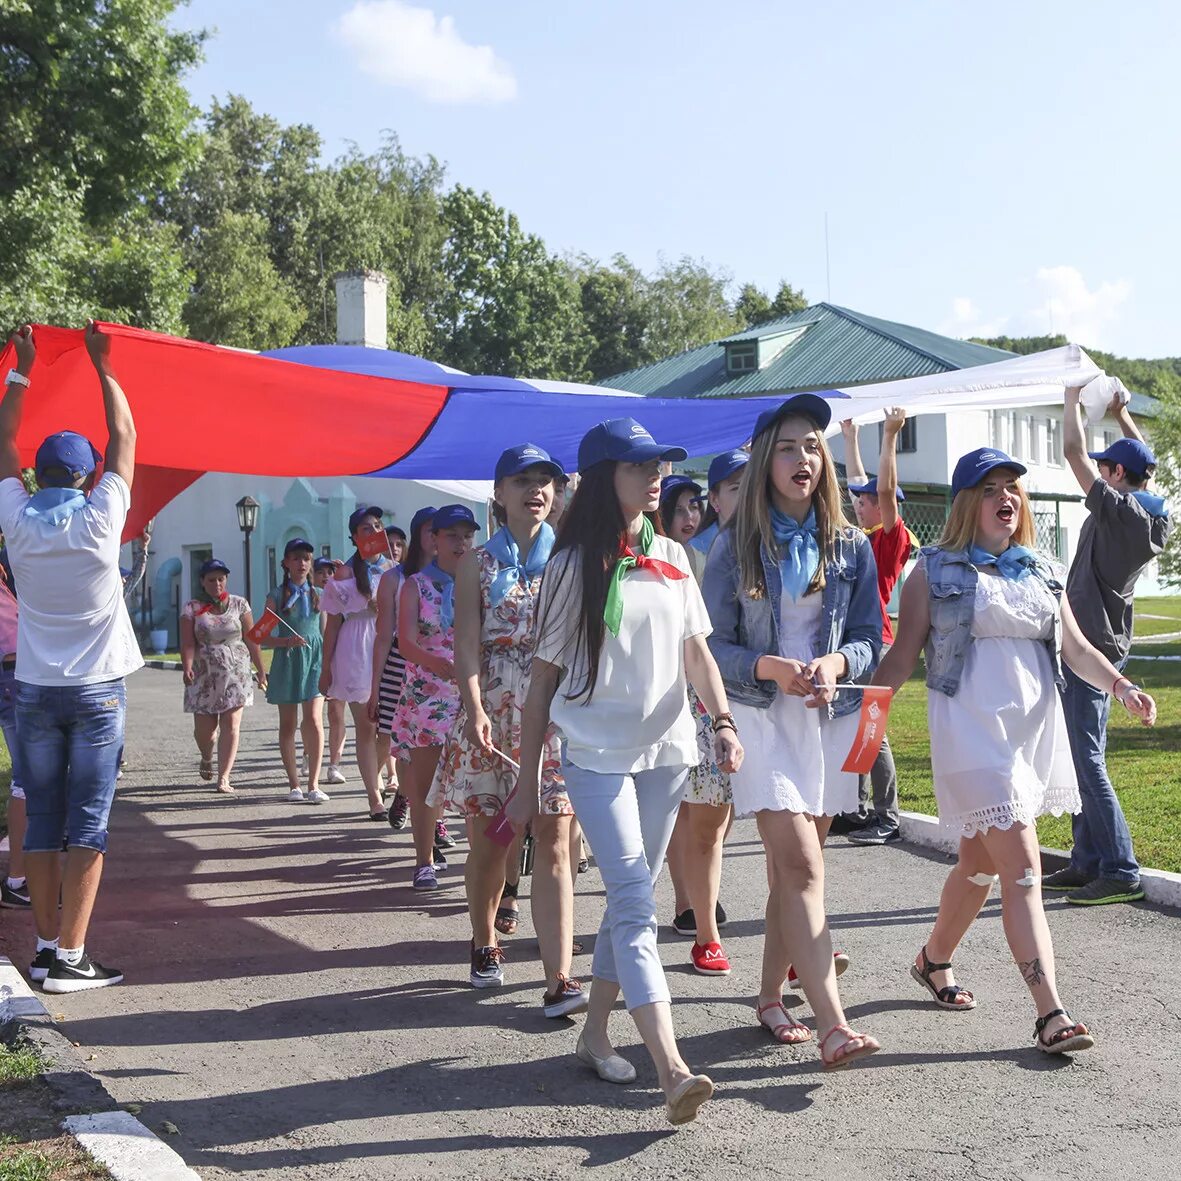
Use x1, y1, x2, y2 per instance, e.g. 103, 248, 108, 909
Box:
1065, 479, 1172, 663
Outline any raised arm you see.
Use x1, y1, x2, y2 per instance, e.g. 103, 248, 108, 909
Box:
85, 322, 136, 489
1063, 385, 1101, 496
0, 326, 35, 481
1111, 393, 1146, 445
840, 419, 868, 486
877, 407, 904, 534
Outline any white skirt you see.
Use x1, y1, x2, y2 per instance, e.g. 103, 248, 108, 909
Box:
729, 694, 861, 819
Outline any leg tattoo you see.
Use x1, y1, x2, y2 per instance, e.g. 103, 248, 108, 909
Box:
1019, 957, 1046, 987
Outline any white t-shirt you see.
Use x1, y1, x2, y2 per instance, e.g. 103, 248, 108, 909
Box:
535, 533, 709, 775
0, 473, 145, 686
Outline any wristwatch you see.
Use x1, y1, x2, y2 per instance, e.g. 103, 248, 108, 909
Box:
4, 370, 30, 389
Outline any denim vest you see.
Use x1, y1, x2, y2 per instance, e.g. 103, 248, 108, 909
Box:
922, 546, 1065, 698
702, 525, 882, 719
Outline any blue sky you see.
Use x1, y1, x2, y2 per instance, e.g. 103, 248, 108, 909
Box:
174, 0, 1180, 358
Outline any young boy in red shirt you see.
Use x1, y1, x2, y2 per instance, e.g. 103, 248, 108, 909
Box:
837, 408, 916, 844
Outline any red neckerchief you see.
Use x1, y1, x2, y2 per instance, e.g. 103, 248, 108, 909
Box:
195, 592, 230, 615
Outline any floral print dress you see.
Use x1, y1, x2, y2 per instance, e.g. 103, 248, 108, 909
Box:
183, 596, 254, 714
430, 548, 570, 817
390, 569, 461, 754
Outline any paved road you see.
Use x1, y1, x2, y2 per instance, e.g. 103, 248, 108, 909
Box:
21, 670, 1181, 1180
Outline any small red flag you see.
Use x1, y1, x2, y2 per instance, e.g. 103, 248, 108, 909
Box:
357, 529, 392, 562
485, 800, 517, 847
841, 686, 895, 774
244, 606, 282, 646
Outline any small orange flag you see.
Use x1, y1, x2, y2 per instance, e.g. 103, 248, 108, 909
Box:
841, 686, 895, 774
357, 529, 392, 562
244, 606, 282, 646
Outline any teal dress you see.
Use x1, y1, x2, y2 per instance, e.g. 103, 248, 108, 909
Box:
264, 583, 323, 704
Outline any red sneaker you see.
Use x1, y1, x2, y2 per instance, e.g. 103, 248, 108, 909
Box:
691, 941, 732, 976
787, 951, 849, 988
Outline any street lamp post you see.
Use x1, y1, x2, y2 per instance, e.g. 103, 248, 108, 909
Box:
235, 495, 260, 605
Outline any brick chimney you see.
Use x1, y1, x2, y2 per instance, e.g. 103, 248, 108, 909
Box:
334, 269, 388, 348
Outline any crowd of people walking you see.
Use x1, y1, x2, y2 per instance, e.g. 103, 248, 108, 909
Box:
0, 322, 1170, 1126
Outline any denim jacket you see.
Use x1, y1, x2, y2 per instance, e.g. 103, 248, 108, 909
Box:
922, 545, 1065, 698
702, 524, 882, 719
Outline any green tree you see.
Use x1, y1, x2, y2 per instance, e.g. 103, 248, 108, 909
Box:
768, 279, 807, 319
578, 255, 652, 380
0, 1, 203, 220
644, 256, 738, 358
734, 283, 772, 330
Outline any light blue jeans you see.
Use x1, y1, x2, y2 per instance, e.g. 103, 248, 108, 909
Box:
561, 759, 687, 1011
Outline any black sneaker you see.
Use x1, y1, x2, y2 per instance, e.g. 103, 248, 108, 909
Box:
388, 792, 410, 830
470, 942, 505, 989
29, 948, 56, 983
848, 823, 902, 846
828, 813, 872, 836
1, 880, 31, 908
1066, 877, 1146, 906
715, 901, 727, 928
432, 847, 448, 871
1042, 866, 1094, 892
434, 820, 456, 849
672, 908, 696, 937
42, 953, 124, 994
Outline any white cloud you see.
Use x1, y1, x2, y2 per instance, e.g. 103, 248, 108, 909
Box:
940, 266, 1131, 347
334, 1, 517, 105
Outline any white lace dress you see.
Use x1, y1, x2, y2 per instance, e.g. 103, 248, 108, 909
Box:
928, 568, 1080, 838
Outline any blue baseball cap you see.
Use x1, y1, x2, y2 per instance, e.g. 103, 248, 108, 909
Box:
1089, 437, 1155, 477
848, 475, 906, 502
577, 418, 688, 473
409, 506, 437, 536
494, 443, 565, 482
432, 503, 481, 532
348, 505, 384, 535
951, 448, 1028, 498
198, 558, 231, 578
34, 431, 103, 487
660, 474, 704, 507
284, 537, 315, 556
707, 449, 749, 489
752, 394, 833, 442
313, 556, 338, 573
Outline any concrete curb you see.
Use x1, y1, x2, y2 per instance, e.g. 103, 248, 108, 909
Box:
141, 659, 181, 672
898, 810, 1181, 909
0, 957, 200, 1180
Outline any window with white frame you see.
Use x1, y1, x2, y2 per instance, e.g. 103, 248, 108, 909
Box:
1045, 416, 1063, 466
726, 343, 757, 374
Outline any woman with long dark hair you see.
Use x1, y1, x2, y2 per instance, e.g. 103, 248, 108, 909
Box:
515, 418, 742, 1127
319, 506, 391, 819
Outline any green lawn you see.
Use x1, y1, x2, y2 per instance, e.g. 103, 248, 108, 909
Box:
1135, 596, 1181, 622
894, 646, 1181, 873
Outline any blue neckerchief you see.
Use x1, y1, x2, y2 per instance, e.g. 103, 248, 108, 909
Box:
283, 581, 313, 616
365, 557, 389, 583
1131, 490, 1168, 518
24, 487, 86, 526
689, 521, 718, 555
423, 561, 456, 629
970, 544, 1039, 581
484, 523, 554, 607
771, 506, 819, 601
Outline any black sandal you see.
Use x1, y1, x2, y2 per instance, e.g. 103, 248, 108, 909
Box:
494, 881, 520, 936
910, 946, 976, 1011
1034, 1008, 1095, 1054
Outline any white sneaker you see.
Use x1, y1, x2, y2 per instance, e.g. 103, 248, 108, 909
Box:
287, 788, 306, 803
307, 788, 330, 804
325, 764, 347, 785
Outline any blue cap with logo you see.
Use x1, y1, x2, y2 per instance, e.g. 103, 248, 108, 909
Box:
1088, 437, 1155, 477
199, 558, 231, 578
34, 431, 103, 487
494, 443, 565, 482
348, 505, 384, 535
707, 449, 749, 489
432, 503, 481, 532
659, 474, 704, 507
951, 448, 1028, 498
848, 475, 906, 502
284, 537, 315, 556
752, 394, 834, 442
577, 418, 688, 473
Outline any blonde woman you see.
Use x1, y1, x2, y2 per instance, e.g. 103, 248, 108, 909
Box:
702, 395, 882, 1068
873, 447, 1155, 1054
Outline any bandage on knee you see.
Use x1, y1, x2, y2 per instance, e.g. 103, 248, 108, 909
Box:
1015, 868, 1039, 888
967, 872, 997, 887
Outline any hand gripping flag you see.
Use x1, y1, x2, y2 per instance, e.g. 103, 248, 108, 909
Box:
841, 686, 895, 774
357, 529, 392, 562
244, 607, 283, 646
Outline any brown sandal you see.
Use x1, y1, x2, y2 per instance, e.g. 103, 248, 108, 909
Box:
819, 1023, 880, 1070
756, 1000, 812, 1045
911, 946, 976, 1010
1034, 1009, 1094, 1054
